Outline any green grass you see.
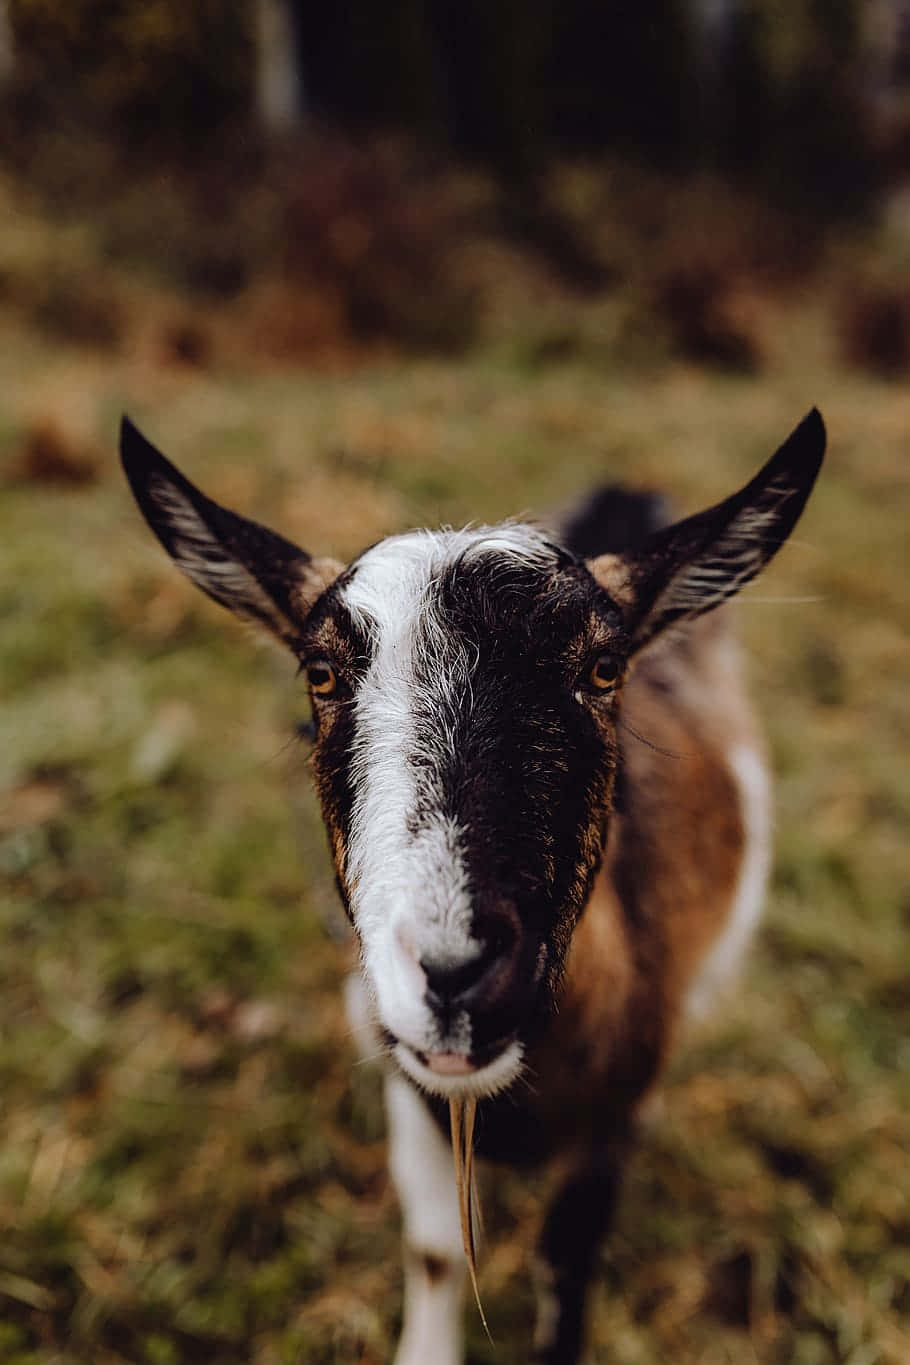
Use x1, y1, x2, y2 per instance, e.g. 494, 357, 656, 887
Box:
1, 253, 909, 1364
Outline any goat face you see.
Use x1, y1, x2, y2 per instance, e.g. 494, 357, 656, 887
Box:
299, 528, 628, 1097
121, 410, 826, 1101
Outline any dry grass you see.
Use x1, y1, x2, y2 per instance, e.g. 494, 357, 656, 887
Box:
1, 175, 908, 1364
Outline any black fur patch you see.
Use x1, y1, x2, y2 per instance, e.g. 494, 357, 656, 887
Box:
561, 485, 671, 558
403, 551, 627, 1052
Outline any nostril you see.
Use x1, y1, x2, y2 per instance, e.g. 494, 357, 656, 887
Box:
421, 925, 516, 1011
421, 952, 489, 1009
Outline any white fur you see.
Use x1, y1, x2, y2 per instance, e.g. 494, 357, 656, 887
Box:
532, 1255, 561, 1355
340, 525, 557, 1084
385, 1072, 466, 1365
395, 1036, 525, 1099
685, 743, 772, 1018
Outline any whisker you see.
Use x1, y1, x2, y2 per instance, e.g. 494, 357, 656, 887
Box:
262, 729, 310, 765
619, 718, 686, 760
739, 594, 825, 605
351, 1049, 392, 1068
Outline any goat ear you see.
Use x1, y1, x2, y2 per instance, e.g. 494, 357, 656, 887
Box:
120, 418, 343, 646
588, 408, 826, 654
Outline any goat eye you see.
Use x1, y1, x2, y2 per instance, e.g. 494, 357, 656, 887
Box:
588, 652, 621, 692
305, 660, 338, 697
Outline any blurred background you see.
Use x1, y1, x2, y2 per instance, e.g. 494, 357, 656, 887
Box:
1, 4, 909, 1362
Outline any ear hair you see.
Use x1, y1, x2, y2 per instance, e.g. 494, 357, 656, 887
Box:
588, 408, 826, 654
120, 417, 343, 645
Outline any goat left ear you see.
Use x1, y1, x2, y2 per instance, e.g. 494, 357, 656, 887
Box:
121, 418, 343, 647
588, 408, 826, 654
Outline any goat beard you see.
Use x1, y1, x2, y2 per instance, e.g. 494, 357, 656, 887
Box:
449, 1096, 491, 1339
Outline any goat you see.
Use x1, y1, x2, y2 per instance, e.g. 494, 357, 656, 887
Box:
121, 409, 825, 1364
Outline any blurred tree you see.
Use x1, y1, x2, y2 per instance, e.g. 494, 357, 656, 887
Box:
0, 0, 12, 88
292, 1, 444, 137
8, 0, 252, 148
755, 0, 877, 213
3, 0, 885, 217
256, 0, 306, 132
543, 0, 695, 167
293, 0, 695, 175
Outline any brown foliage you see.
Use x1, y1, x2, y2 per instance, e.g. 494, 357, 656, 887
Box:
7, 420, 101, 486
655, 264, 760, 372
838, 282, 910, 378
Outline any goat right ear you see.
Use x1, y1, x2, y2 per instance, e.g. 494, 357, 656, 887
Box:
120, 418, 343, 647
588, 408, 826, 654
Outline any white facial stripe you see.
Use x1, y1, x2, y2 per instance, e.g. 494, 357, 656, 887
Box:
344, 530, 473, 932
340, 525, 558, 1055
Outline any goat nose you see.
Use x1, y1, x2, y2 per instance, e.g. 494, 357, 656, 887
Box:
420, 916, 518, 1012
421, 952, 490, 1010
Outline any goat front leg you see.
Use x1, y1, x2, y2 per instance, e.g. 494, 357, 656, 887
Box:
532, 1135, 631, 1365
385, 1072, 466, 1365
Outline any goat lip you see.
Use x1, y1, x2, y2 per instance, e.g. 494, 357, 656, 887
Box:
414, 1032, 519, 1074
397, 1037, 524, 1098
423, 1051, 476, 1076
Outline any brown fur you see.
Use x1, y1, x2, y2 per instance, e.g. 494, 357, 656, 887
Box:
290, 557, 343, 617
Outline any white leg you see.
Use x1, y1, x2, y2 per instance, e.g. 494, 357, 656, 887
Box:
385, 1071, 465, 1365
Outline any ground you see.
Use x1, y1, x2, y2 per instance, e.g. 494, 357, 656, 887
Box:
1, 173, 909, 1364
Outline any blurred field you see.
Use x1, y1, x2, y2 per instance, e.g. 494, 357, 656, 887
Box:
1, 168, 909, 1365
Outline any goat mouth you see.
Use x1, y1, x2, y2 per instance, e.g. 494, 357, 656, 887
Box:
396, 1035, 523, 1098
423, 1051, 476, 1076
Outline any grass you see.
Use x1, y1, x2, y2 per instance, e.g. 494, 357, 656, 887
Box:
1, 195, 909, 1364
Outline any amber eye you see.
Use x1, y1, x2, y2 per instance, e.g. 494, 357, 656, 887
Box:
587, 652, 622, 692
305, 660, 338, 697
